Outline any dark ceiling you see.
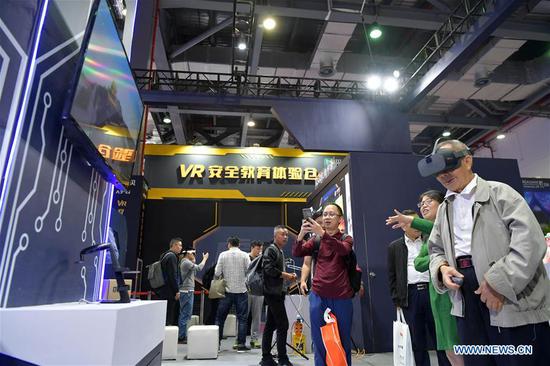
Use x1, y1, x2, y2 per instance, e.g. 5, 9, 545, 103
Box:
134, 0, 550, 153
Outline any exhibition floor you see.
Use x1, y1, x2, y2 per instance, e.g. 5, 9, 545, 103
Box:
162, 338, 439, 365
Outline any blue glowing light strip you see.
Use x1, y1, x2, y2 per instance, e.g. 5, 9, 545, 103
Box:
0, 0, 50, 243
0, 0, 50, 308
97, 181, 114, 301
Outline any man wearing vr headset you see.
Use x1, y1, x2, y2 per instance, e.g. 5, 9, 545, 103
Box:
421, 139, 550, 366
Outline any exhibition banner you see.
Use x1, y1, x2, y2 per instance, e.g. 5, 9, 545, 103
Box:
144, 145, 345, 202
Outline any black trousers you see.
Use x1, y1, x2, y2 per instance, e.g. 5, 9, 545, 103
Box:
157, 286, 179, 326
402, 284, 450, 366
262, 293, 289, 361
456, 266, 550, 366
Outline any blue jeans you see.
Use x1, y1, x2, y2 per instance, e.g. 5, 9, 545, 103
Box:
309, 291, 353, 366
178, 291, 194, 339
216, 292, 248, 345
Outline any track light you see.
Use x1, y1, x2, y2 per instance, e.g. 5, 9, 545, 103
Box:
496, 133, 506, 140
383, 77, 399, 93
442, 131, 451, 137
369, 23, 382, 39
262, 17, 276, 30
247, 120, 256, 127
163, 115, 171, 124
393, 70, 400, 78
237, 41, 247, 50
366, 75, 382, 91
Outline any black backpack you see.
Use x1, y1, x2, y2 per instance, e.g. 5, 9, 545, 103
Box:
312, 233, 362, 293
245, 255, 264, 296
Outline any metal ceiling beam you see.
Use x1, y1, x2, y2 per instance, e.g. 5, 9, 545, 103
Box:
401, 0, 523, 111
408, 114, 501, 129
168, 106, 187, 144
142, 90, 501, 129
172, 45, 411, 72
152, 21, 187, 144
149, 108, 272, 118
502, 82, 550, 123
160, 0, 550, 41
249, 24, 263, 75
170, 16, 233, 60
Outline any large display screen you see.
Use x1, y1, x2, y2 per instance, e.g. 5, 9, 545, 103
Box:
63, 0, 143, 189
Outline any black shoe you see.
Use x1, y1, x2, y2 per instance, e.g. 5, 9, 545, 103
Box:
259, 357, 277, 366
277, 358, 294, 366
178, 337, 187, 344
236, 344, 251, 352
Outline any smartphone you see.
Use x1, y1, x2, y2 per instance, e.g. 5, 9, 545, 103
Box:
302, 207, 314, 220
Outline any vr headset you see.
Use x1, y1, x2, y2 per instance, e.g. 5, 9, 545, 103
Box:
417, 141, 471, 177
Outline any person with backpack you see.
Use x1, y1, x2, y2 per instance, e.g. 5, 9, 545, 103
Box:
260, 226, 297, 366
293, 203, 354, 366
247, 240, 264, 349
156, 237, 183, 325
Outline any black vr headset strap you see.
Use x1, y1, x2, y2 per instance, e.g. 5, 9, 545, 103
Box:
452, 149, 470, 159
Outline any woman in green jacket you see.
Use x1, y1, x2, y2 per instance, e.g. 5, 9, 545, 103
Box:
386, 190, 464, 366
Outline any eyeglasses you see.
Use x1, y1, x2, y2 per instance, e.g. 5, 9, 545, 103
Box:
322, 212, 341, 218
417, 198, 434, 208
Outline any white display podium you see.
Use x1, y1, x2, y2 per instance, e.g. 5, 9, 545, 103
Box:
0, 300, 166, 365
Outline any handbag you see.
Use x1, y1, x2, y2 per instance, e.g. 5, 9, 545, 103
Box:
393, 308, 415, 366
320, 308, 348, 366
208, 277, 226, 299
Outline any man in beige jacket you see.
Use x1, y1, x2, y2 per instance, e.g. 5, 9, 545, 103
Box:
426, 139, 550, 366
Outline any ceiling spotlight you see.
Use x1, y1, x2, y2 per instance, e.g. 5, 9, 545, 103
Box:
262, 17, 276, 30
442, 130, 451, 137
366, 75, 382, 91
163, 116, 171, 124
247, 120, 256, 127
369, 23, 382, 39
383, 77, 400, 93
237, 41, 247, 50
393, 70, 400, 78
496, 133, 506, 140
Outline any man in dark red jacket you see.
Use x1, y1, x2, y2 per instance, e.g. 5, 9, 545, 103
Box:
293, 203, 354, 366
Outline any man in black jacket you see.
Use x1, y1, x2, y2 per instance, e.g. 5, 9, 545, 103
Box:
260, 226, 297, 366
157, 238, 182, 325
387, 210, 443, 366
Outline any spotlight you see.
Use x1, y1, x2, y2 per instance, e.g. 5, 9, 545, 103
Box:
366, 75, 382, 91
369, 23, 382, 39
237, 41, 247, 50
496, 133, 506, 140
393, 70, 400, 78
262, 17, 276, 30
442, 131, 451, 137
163, 116, 171, 124
383, 77, 399, 93
247, 120, 256, 127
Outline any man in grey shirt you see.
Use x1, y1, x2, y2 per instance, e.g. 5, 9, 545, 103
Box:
178, 245, 209, 343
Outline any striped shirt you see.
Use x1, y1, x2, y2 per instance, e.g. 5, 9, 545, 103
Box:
215, 247, 250, 293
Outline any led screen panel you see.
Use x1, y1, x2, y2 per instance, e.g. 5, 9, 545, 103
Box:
64, 0, 143, 188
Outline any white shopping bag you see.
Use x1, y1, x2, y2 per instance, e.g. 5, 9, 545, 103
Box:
393, 308, 415, 366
